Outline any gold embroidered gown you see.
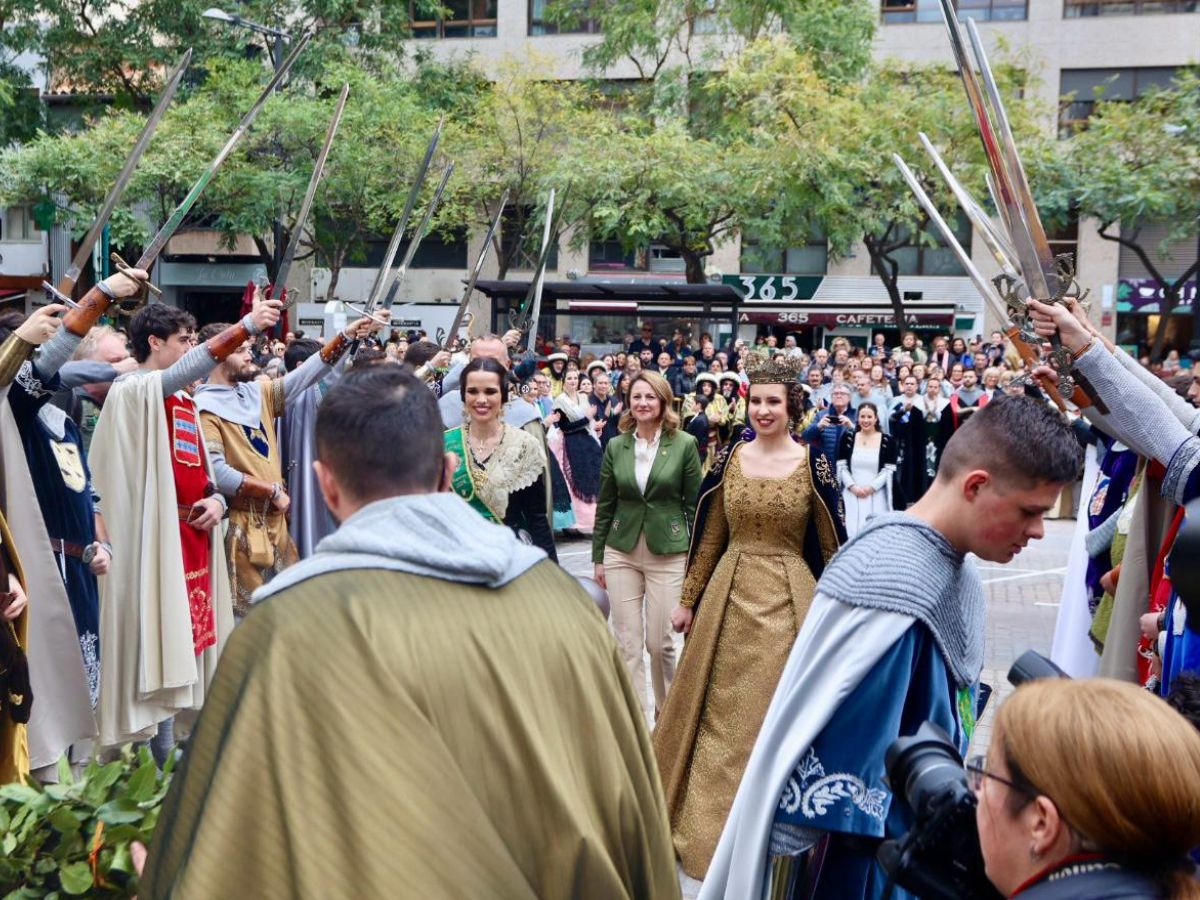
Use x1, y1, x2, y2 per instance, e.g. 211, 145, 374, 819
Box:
652, 445, 841, 879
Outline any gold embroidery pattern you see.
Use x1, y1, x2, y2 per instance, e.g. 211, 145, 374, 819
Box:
814, 453, 835, 489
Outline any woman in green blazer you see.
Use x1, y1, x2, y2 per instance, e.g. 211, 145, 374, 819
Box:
593, 371, 702, 715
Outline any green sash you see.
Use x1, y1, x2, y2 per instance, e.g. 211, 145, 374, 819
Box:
444, 427, 500, 522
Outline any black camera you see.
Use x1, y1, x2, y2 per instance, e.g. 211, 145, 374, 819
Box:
876, 652, 1068, 899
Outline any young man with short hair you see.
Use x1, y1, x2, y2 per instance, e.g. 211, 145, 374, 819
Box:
142, 366, 678, 898
702, 396, 1081, 900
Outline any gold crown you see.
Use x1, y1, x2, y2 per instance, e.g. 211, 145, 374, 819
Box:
744, 351, 806, 385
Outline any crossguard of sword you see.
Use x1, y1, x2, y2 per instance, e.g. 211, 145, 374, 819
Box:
342, 302, 391, 327
110, 252, 161, 308
41, 283, 81, 311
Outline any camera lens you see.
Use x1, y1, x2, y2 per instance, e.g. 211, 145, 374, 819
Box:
885, 721, 967, 816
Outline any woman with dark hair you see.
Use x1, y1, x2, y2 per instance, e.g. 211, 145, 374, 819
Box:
653, 353, 845, 880
549, 369, 602, 533
444, 358, 556, 560
837, 402, 896, 537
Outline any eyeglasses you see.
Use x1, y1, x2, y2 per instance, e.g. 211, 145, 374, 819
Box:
965, 755, 1030, 796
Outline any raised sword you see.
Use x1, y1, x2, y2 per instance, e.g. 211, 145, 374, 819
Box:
380, 162, 454, 312
108, 32, 312, 308
53, 49, 192, 299
892, 154, 1071, 412
440, 191, 508, 351
509, 186, 568, 349
275, 83, 350, 309
362, 118, 444, 314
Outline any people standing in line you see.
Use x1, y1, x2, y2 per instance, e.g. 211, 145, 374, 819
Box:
444, 358, 556, 561
653, 352, 844, 881
592, 371, 701, 717
838, 403, 896, 537
550, 369, 602, 534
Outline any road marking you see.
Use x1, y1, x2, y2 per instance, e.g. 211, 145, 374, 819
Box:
982, 567, 1066, 585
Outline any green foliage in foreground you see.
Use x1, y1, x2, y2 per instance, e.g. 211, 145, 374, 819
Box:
0, 747, 174, 898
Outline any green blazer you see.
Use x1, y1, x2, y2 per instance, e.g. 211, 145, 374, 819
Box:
592, 429, 702, 564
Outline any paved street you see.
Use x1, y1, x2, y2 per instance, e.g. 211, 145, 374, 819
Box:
557, 516, 1076, 754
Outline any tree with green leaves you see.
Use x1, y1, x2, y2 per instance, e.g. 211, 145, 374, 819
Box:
719, 37, 1049, 329
1066, 70, 1200, 360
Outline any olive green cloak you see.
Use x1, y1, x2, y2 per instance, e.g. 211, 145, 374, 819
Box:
142, 560, 679, 899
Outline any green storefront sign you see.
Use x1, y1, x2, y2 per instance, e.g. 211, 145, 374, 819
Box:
722, 274, 823, 302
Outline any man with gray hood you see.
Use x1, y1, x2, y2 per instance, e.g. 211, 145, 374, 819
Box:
141, 365, 678, 900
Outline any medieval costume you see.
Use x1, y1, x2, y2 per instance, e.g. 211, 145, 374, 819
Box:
444, 423, 556, 561
89, 327, 249, 748
837, 431, 896, 537
887, 400, 927, 508
5, 326, 106, 709
281, 361, 345, 559
917, 392, 947, 485
550, 388, 601, 531
1, 307, 125, 771
543, 352, 568, 397
1050, 441, 1102, 678
141, 492, 678, 899
717, 374, 746, 447
700, 513, 985, 900
653, 438, 844, 879
194, 334, 353, 613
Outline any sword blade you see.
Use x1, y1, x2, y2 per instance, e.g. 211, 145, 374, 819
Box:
131, 32, 312, 272
57, 49, 192, 296
365, 117, 444, 312
380, 161, 454, 312
964, 18, 1060, 299
272, 82, 350, 304
444, 190, 508, 350
892, 155, 1007, 324
916, 132, 1019, 280
522, 187, 558, 344
937, 0, 1045, 301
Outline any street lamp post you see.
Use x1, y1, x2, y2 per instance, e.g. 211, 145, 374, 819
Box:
203, 8, 289, 289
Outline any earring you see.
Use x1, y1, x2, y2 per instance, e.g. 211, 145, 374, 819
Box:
1029, 846, 1040, 862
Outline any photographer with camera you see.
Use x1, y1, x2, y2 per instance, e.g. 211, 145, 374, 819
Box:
974, 677, 1200, 898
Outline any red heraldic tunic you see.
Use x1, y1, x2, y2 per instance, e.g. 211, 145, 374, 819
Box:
166, 394, 215, 655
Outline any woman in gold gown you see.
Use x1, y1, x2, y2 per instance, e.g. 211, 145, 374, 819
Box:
652, 353, 846, 880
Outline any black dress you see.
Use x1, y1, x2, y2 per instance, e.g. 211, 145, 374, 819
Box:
888, 400, 928, 508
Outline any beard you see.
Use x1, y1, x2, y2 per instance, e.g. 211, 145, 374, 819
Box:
231, 362, 261, 383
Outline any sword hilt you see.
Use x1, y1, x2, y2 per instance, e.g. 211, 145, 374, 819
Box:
110, 252, 161, 315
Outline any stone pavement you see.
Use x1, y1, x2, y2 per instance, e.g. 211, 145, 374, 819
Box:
556, 516, 1077, 755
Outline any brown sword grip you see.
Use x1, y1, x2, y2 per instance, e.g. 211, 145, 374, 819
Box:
1005, 326, 1093, 411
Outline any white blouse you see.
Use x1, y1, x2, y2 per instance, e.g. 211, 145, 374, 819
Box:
633, 428, 662, 495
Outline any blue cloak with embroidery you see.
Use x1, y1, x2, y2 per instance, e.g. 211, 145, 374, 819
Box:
774, 621, 977, 899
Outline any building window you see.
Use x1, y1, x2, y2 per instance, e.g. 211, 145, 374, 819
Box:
1059, 67, 1181, 132
874, 210, 973, 277
2, 206, 37, 243
501, 206, 559, 271
740, 228, 828, 275
362, 227, 469, 269
588, 239, 684, 274
528, 0, 599, 34
1046, 212, 1080, 269
881, 0, 1027, 24
1065, 0, 1196, 16
410, 0, 497, 38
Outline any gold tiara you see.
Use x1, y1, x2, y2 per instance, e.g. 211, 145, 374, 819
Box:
744, 351, 806, 385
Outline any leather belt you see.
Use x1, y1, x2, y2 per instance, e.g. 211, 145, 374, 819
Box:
50, 538, 88, 560
178, 503, 198, 522
228, 496, 283, 515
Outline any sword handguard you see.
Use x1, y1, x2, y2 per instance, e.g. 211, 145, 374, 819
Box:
111, 252, 161, 296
